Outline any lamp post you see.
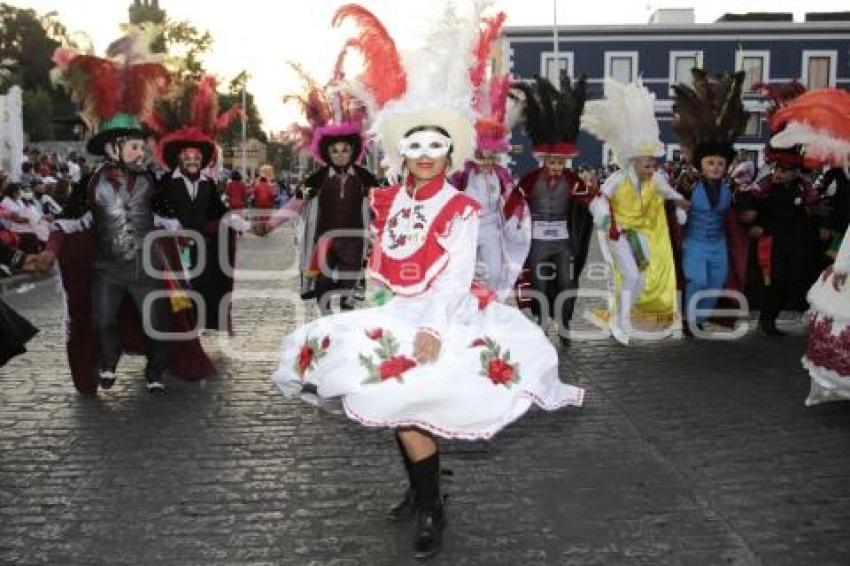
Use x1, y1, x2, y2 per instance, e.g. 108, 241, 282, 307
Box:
553, 0, 558, 59
241, 70, 248, 179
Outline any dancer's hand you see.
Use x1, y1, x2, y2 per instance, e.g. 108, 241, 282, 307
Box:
35, 250, 56, 271
413, 330, 441, 364
252, 222, 271, 236
820, 228, 832, 242
21, 254, 41, 272
833, 272, 847, 292
748, 226, 764, 239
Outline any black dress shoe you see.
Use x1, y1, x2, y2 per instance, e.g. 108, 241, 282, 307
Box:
385, 488, 416, 522
99, 371, 116, 389
146, 380, 167, 395
412, 504, 446, 560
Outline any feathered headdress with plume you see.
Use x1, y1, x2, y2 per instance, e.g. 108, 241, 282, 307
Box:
145, 75, 243, 170
511, 73, 587, 157
51, 25, 171, 156
282, 61, 368, 165
769, 88, 850, 169
753, 80, 807, 168
582, 78, 664, 166
333, 2, 480, 178
470, 10, 511, 154
672, 68, 748, 165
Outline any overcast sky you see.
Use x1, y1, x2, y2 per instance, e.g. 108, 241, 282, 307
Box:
7, 0, 850, 132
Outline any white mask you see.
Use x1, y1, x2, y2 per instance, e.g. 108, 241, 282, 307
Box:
398, 131, 452, 160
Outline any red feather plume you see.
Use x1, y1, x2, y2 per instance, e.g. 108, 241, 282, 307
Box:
471, 12, 506, 90
332, 4, 406, 108
125, 62, 171, 124
65, 55, 122, 127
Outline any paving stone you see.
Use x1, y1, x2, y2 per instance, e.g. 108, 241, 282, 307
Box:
1, 228, 848, 564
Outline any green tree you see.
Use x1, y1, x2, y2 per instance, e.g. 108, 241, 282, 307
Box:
128, 4, 265, 146
0, 3, 78, 140
22, 88, 54, 141
129, 2, 212, 81
265, 140, 298, 174
217, 72, 267, 145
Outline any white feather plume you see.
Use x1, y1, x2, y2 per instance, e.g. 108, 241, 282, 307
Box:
771, 121, 850, 168
370, 1, 480, 179
582, 78, 664, 166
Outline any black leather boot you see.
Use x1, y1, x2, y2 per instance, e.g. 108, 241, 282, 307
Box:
410, 452, 445, 560
387, 432, 417, 522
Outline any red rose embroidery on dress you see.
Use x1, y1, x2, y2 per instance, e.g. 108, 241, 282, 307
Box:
359, 328, 417, 384
474, 337, 521, 387
379, 356, 418, 381
806, 314, 850, 376
366, 328, 384, 340
487, 358, 515, 385
293, 335, 332, 378
297, 345, 313, 374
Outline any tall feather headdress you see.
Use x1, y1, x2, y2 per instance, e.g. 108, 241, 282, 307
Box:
511, 73, 587, 157
51, 25, 171, 156
672, 68, 748, 165
145, 75, 243, 170
333, 2, 479, 178
582, 78, 664, 166
753, 80, 807, 168
282, 60, 368, 165
470, 10, 511, 154
769, 88, 850, 169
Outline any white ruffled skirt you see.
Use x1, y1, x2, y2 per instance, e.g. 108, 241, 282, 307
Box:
272, 294, 584, 440
802, 268, 850, 405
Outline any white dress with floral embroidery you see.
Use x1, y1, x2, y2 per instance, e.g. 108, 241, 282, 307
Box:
272, 178, 584, 440
802, 226, 850, 406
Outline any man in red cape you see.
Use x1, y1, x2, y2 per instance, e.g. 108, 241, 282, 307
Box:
37, 31, 214, 395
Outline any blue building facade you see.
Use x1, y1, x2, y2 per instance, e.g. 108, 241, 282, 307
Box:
500, 19, 850, 173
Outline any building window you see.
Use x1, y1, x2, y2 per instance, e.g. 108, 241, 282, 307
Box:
803, 51, 837, 89
736, 50, 769, 93
666, 143, 682, 163
744, 113, 760, 137
669, 51, 704, 92
605, 52, 638, 83
540, 51, 574, 84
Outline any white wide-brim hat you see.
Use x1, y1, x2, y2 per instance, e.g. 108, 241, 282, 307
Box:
375, 104, 476, 178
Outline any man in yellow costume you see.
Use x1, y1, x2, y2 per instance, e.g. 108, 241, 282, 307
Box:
585, 79, 689, 345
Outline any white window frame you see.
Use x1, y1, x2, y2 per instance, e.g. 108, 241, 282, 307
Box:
735, 50, 770, 93
604, 51, 639, 83
801, 50, 837, 88
734, 143, 764, 168
743, 112, 761, 137
665, 143, 682, 163
540, 51, 574, 83
669, 50, 704, 94
602, 143, 616, 167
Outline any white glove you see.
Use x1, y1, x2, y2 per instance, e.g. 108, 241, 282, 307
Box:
222, 213, 252, 234
153, 215, 182, 231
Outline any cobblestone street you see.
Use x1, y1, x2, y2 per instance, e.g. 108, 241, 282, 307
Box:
1, 227, 849, 565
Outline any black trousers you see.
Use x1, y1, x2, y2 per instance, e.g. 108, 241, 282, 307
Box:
92, 266, 169, 381
528, 241, 578, 329
316, 237, 364, 312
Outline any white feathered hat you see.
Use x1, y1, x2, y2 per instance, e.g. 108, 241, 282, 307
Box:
332, 2, 480, 179
582, 78, 665, 166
